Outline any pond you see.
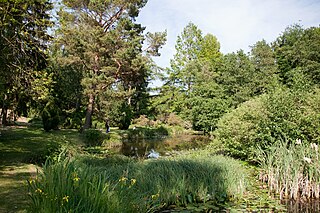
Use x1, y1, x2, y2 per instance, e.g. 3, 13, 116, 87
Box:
117, 134, 210, 157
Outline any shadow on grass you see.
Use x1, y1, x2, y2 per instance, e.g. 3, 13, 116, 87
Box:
0, 127, 81, 167
0, 164, 38, 213
0, 126, 81, 212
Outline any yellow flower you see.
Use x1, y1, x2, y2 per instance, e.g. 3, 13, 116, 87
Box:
130, 178, 136, 185
28, 179, 35, 184
151, 193, 160, 199
73, 177, 80, 182
35, 188, 42, 193
63, 195, 69, 202
119, 177, 128, 182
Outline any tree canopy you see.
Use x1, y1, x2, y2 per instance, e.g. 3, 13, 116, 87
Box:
1, 0, 319, 138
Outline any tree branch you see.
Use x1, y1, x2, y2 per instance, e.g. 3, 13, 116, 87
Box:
102, 6, 125, 32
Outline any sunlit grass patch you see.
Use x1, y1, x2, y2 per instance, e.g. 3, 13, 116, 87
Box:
0, 164, 39, 213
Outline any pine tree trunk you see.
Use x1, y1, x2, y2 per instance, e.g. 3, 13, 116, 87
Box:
83, 93, 95, 129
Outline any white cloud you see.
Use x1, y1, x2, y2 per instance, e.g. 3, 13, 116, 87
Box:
137, 0, 320, 68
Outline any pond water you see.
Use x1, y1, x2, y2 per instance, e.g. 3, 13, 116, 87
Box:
283, 199, 320, 213
117, 134, 210, 157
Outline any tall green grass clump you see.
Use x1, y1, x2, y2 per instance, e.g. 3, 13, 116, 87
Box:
257, 140, 320, 200
28, 153, 247, 212
27, 157, 142, 213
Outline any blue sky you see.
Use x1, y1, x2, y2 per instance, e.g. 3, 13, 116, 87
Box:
137, 0, 320, 70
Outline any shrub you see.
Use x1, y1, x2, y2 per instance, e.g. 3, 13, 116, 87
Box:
214, 88, 320, 161
117, 104, 133, 130
166, 113, 184, 126
132, 115, 153, 127
63, 111, 83, 129
82, 129, 105, 147
214, 95, 267, 160
26, 142, 61, 165
41, 102, 60, 132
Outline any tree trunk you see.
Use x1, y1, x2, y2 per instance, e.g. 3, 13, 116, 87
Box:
1, 94, 8, 126
83, 93, 95, 129
83, 54, 99, 130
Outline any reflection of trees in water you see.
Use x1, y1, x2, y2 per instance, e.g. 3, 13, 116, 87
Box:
120, 135, 210, 157
283, 199, 320, 213
121, 139, 160, 157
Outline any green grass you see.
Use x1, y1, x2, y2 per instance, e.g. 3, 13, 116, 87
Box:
0, 164, 39, 213
0, 126, 82, 212
27, 153, 248, 212
0, 127, 82, 166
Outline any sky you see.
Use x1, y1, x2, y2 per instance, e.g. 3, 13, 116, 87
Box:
137, 0, 320, 69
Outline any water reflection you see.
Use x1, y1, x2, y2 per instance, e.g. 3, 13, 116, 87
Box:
283, 199, 320, 213
121, 139, 164, 157
119, 134, 210, 158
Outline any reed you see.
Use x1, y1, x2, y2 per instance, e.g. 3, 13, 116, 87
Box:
257, 140, 320, 200
27, 152, 247, 212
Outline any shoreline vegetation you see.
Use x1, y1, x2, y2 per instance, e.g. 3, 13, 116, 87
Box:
258, 140, 320, 201
0, 124, 286, 212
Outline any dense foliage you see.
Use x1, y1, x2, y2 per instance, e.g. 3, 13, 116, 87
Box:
0, 0, 53, 125
214, 88, 320, 161
1, 0, 319, 162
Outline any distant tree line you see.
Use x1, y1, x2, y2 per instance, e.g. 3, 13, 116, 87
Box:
153, 23, 320, 134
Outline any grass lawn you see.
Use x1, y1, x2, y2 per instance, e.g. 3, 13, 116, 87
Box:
0, 164, 38, 213
0, 126, 82, 212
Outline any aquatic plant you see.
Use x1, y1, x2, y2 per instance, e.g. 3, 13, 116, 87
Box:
257, 140, 320, 200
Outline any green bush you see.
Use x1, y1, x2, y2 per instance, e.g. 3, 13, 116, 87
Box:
26, 142, 62, 165
82, 129, 105, 147
214, 88, 320, 161
63, 111, 83, 129
41, 102, 60, 132
214, 95, 267, 160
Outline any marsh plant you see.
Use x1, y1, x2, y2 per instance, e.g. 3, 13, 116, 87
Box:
257, 140, 320, 200
27, 153, 247, 212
